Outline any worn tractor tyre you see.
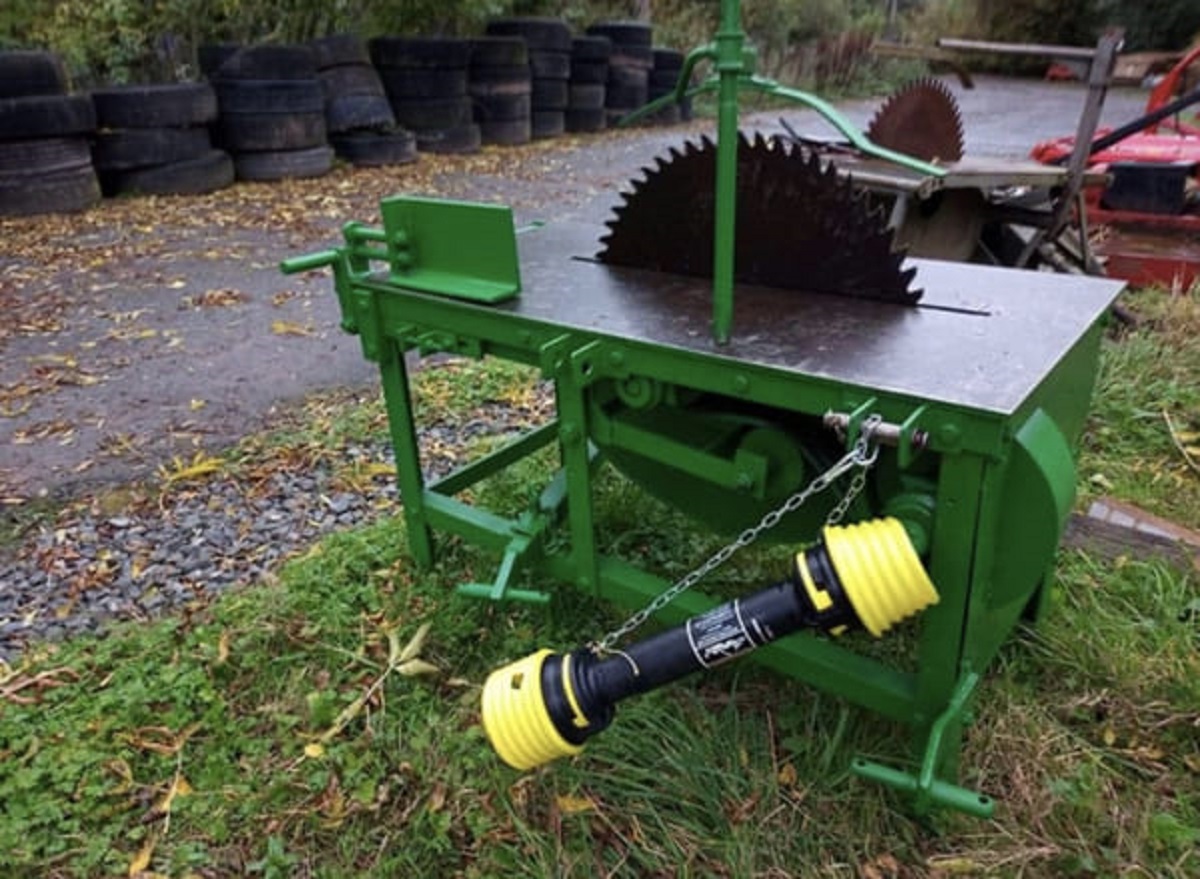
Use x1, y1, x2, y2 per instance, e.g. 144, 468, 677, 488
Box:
102, 150, 233, 196
610, 46, 654, 71
529, 50, 570, 79
531, 109, 565, 139
469, 37, 528, 68
478, 117, 531, 146
572, 36, 612, 62
198, 43, 240, 78
233, 145, 333, 181
211, 45, 317, 80
317, 64, 386, 97
391, 97, 472, 131
650, 69, 685, 90
570, 60, 608, 84
0, 166, 99, 216
378, 67, 468, 100
586, 21, 653, 48
214, 80, 325, 114
605, 82, 648, 110
369, 37, 471, 70
330, 130, 417, 166
0, 94, 96, 139
484, 17, 571, 53
653, 48, 685, 71
414, 123, 481, 154
608, 64, 650, 90
325, 94, 396, 133
567, 83, 605, 111
92, 83, 218, 128
0, 137, 91, 175
469, 78, 532, 100
473, 92, 531, 122
218, 111, 326, 152
565, 106, 606, 133
91, 126, 212, 171
468, 65, 531, 89
0, 51, 67, 98
309, 33, 370, 69
531, 78, 569, 111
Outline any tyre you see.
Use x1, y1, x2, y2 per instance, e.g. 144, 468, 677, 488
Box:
484, 17, 571, 53
469, 65, 531, 88
233, 145, 333, 181
572, 36, 611, 62
218, 111, 326, 151
478, 118, 530, 146
565, 107, 606, 133
605, 82, 648, 109
473, 93, 531, 122
214, 80, 324, 114
653, 48, 685, 71
391, 97, 472, 131
531, 78, 568, 110
414, 123, 481, 154
570, 61, 608, 84
309, 33, 370, 69
469, 37, 528, 68
92, 83, 218, 128
650, 70, 684, 90
91, 127, 212, 171
586, 21, 653, 48
0, 166, 99, 216
102, 150, 234, 195
469, 79, 532, 101
0, 137, 91, 175
531, 110, 564, 139
0, 94, 95, 139
330, 130, 417, 166
608, 65, 649, 90
567, 83, 605, 111
529, 51, 570, 79
211, 45, 317, 80
378, 67, 468, 100
318, 64, 385, 97
0, 51, 66, 99
198, 43, 240, 78
610, 46, 654, 70
325, 94, 395, 133
369, 37, 472, 69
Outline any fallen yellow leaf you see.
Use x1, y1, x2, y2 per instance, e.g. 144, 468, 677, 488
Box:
556, 794, 595, 814
271, 319, 314, 337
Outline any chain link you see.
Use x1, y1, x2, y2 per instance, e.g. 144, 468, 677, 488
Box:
590, 415, 883, 654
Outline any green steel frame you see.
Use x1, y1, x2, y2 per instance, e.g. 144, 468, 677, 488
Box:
280, 0, 1120, 818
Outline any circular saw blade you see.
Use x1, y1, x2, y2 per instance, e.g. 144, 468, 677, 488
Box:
866, 77, 965, 164
597, 133, 921, 306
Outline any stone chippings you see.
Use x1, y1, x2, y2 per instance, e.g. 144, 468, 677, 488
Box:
0, 423, 508, 664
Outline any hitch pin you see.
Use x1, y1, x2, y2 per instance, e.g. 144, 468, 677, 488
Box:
823, 412, 929, 450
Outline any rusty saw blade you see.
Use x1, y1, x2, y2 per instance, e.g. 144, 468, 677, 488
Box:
597, 133, 921, 305
866, 77, 965, 163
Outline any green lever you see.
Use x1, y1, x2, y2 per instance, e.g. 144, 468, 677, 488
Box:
851, 758, 996, 819
280, 250, 340, 275
456, 535, 550, 605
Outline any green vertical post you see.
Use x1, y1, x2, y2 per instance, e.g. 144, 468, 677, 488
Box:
378, 339, 435, 567
712, 0, 745, 345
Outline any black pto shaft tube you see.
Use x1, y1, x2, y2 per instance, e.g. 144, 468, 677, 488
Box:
481, 517, 938, 770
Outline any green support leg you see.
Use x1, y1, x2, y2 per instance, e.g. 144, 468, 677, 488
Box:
378, 340, 434, 567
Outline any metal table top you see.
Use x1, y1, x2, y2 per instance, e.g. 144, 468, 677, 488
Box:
437, 221, 1124, 416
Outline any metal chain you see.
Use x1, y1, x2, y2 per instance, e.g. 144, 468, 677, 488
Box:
590, 416, 882, 654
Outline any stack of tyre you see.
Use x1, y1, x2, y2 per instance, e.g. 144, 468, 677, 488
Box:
91, 83, 232, 197
309, 34, 416, 167
468, 37, 532, 146
566, 36, 610, 133
587, 21, 653, 127
371, 37, 480, 155
0, 50, 100, 216
648, 48, 688, 125
209, 45, 334, 181
485, 17, 571, 140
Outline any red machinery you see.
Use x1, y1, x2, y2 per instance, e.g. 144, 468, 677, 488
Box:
1031, 47, 1200, 289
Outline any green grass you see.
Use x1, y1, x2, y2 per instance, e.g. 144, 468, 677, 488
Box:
1, 288, 1198, 877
